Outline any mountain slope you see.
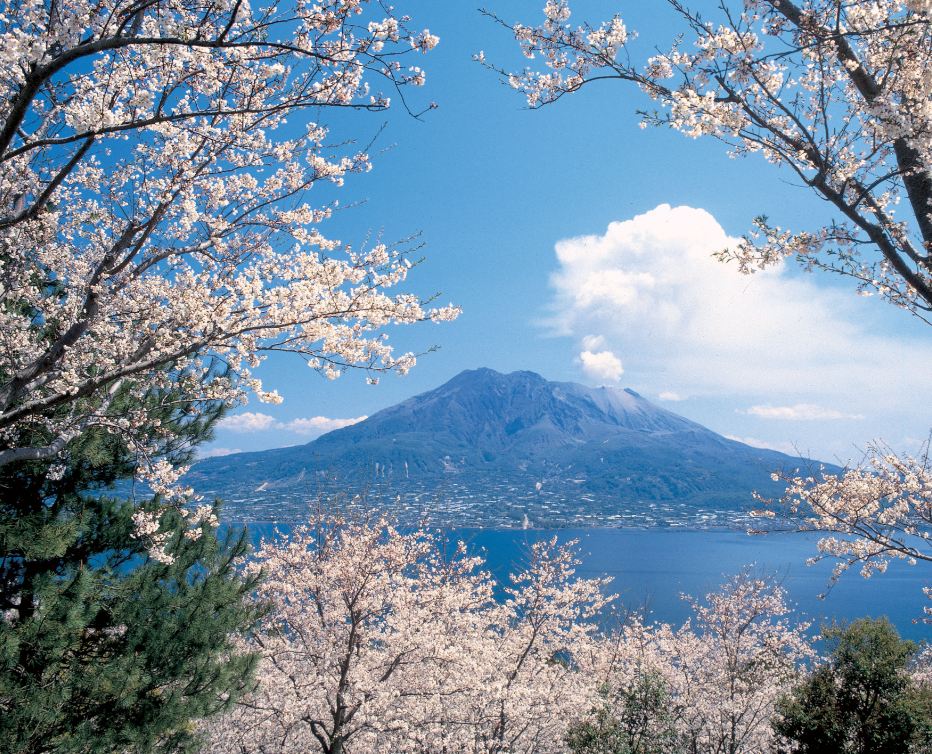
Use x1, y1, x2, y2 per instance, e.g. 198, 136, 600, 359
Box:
190, 369, 817, 525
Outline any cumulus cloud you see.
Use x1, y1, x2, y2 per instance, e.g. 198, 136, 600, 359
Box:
218, 412, 278, 432
219, 412, 366, 437
742, 404, 864, 421
581, 334, 607, 350
283, 415, 368, 435
658, 391, 685, 402
578, 349, 624, 382
724, 435, 801, 456
548, 203, 932, 409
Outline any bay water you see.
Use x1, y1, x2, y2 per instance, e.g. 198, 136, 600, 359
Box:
242, 524, 930, 642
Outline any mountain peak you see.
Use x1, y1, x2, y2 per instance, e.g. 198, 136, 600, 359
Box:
444, 367, 545, 385
442, 369, 645, 405
190, 367, 813, 526
308, 367, 706, 454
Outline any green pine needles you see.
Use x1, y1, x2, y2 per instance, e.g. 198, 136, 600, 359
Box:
0, 385, 261, 754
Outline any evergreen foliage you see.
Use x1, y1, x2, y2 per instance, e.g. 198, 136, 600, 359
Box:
0, 383, 260, 754
774, 618, 932, 754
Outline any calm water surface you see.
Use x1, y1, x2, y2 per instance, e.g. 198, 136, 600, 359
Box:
243, 524, 931, 642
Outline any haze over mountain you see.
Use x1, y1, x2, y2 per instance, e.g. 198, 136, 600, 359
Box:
190, 369, 819, 526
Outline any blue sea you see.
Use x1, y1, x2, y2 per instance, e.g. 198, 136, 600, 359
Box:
241, 524, 931, 642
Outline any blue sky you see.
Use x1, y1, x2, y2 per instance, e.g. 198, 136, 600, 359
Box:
205, 1, 932, 465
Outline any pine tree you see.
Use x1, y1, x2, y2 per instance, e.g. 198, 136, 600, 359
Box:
0, 379, 261, 754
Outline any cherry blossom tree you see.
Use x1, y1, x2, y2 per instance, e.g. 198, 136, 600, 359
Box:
452, 536, 612, 754
581, 573, 813, 754
571, 617, 685, 753
485, 0, 932, 602
202, 520, 612, 754
676, 573, 813, 753
202, 519, 491, 754
0, 0, 458, 520
765, 441, 932, 619
202, 518, 823, 754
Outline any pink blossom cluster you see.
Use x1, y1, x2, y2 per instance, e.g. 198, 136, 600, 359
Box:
203, 518, 827, 754
0, 0, 458, 553
764, 441, 932, 618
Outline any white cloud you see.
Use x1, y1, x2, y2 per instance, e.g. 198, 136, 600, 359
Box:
284, 415, 368, 435
218, 412, 277, 432
548, 204, 932, 408
219, 412, 367, 437
198, 446, 243, 458
724, 435, 801, 456
581, 334, 607, 350
658, 391, 686, 402
742, 404, 864, 421
578, 349, 624, 382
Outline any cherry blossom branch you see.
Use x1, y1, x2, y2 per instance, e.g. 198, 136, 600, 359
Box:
488, 0, 932, 316
0, 1, 457, 508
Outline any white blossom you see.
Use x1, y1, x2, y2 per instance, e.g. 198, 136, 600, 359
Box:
0, 0, 459, 540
